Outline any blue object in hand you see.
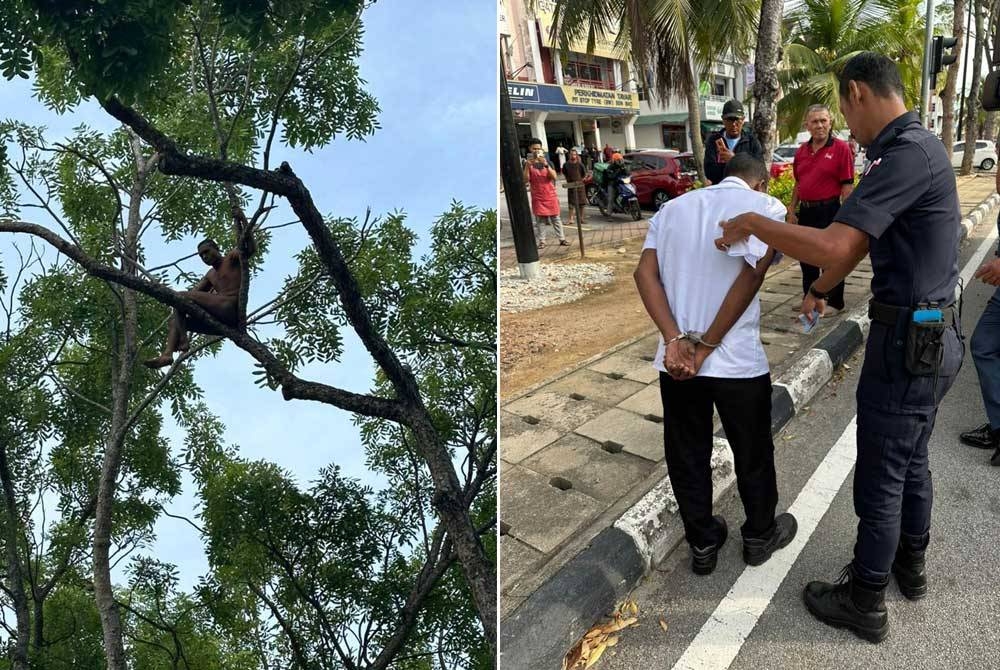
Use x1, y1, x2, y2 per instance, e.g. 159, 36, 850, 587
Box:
799, 310, 821, 334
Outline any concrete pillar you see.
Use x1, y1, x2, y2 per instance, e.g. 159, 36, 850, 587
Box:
573, 119, 585, 146
530, 111, 549, 150
593, 121, 602, 151
623, 115, 637, 151
527, 18, 543, 80
613, 61, 622, 90
554, 49, 564, 85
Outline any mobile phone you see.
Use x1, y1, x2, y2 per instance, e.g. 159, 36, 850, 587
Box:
798, 310, 821, 334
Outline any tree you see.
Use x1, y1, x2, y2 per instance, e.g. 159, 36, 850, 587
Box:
0, 0, 496, 665
0, 121, 220, 668
548, 0, 760, 182
961, 0, 987, 174
778, 0, 926, 142
941, 0, 967, 161
752, 0, 784, 165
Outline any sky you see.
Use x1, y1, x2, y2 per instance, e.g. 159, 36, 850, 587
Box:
0, 0, 496, 589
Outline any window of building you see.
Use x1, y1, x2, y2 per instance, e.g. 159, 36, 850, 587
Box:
713, 79, 726, 97
563, 53, 613, 89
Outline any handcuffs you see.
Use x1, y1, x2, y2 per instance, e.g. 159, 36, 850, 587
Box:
666, 332, 721, 348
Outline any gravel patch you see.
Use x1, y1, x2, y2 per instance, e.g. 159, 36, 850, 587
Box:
500, 263, 615, 312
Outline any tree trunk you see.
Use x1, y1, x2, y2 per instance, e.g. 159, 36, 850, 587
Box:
93, 135, 152, 670
942, 0, 967, 160
0, 445, 31, 670
685, 57, 706, 183
752, 0, 783, 167
963, 0, 986, 174
984, 111, 997, 140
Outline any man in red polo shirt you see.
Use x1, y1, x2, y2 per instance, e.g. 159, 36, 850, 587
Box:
787, 104, 856, 313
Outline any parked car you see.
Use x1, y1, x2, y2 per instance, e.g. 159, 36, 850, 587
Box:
951, 140, 997, 170
583, 150, 696, 209
770, 152, 793, 179
774, 144, 799, 160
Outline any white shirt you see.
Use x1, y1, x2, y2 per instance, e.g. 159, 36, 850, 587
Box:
643, 176, 787, 378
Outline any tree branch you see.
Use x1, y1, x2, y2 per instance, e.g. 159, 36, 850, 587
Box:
0, 219, 409, 424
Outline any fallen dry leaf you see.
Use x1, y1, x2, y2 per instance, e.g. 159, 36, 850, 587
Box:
659, 615, 669, 633
563, 600, 640, 668
585, 642, 607, 668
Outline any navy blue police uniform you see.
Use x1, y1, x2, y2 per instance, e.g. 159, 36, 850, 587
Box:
832, 111, 964, 585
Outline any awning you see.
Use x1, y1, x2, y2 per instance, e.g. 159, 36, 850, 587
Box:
634, 113, 688, 126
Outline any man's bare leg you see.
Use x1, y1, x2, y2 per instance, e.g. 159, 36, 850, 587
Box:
144, 309, 186, 369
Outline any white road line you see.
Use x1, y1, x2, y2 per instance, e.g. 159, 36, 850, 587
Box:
671, 418, 858, 670
670, 215, 1000, 670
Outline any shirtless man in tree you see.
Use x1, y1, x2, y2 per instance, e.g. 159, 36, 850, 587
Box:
143, 235, 254, 369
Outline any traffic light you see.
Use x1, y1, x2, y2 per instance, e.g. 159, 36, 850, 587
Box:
931, 35, 959, 89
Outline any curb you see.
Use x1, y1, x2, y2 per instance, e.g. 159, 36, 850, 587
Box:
960, 192, 1000, 242
499, 193, 1000, 670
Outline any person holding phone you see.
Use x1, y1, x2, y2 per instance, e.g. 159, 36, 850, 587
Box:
703, 99, 763, 186
523, 138, 568, 248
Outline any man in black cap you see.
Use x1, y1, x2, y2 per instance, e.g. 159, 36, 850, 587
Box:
703, 99, 764, 185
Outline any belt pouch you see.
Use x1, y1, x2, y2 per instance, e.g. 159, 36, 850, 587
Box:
905, 319, 945, 376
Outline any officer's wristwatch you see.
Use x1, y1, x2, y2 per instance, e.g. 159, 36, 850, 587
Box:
808, 284, 829, 300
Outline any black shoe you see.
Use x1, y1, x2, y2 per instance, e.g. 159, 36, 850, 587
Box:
891, 534, 928, 600
960, 422, 998, 449
743, 512, 798, 566
804, 564, 889, 643
691, 516, 728, 575
992, 447, 1000, 467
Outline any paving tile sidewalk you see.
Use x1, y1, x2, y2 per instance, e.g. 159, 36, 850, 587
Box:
499, 174, 999, 628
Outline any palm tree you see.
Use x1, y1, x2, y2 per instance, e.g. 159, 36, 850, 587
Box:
548, 0, 760, 182
777, 0, 926, 143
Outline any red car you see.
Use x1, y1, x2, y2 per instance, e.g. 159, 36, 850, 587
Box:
770, 152, 793, 179
584, 150, 696, 209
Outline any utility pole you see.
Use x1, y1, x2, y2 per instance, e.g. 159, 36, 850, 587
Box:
921, 0, 936, 125
959, 2, 974, 140
500, 47, 540, 279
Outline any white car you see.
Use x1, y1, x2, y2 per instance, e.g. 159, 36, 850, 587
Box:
951, 140, 997, 170
774, 144, 798, 160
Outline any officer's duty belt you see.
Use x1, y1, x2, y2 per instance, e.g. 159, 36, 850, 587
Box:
868, 299, 955, 325
798, 197, 840, 209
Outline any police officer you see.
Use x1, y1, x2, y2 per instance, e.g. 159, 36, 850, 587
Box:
716, 52, 963, 642
703, 99, 764, 185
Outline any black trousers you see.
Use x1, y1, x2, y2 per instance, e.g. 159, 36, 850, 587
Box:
798, 201, 846, 310
852, 318, 963, 583
659, 372, 779, 548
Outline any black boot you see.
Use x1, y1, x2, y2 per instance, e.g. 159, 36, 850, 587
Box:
891, 533, 928, 600
803, 564, 889, 643
691, 516, 728, 575
743, 512, 797, 566
991, 446, 1000, 467
960, 422, 999, 449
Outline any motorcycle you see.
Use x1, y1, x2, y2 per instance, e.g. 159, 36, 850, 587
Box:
597, 175, 642, 221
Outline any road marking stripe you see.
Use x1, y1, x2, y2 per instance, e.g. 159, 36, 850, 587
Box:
671, 418, 857, 670
671, 215, 1000, 670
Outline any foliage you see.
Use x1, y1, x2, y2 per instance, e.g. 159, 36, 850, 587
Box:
778, 0, 926, 141
767, 169, 795, 206
0, 1, 496, 667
